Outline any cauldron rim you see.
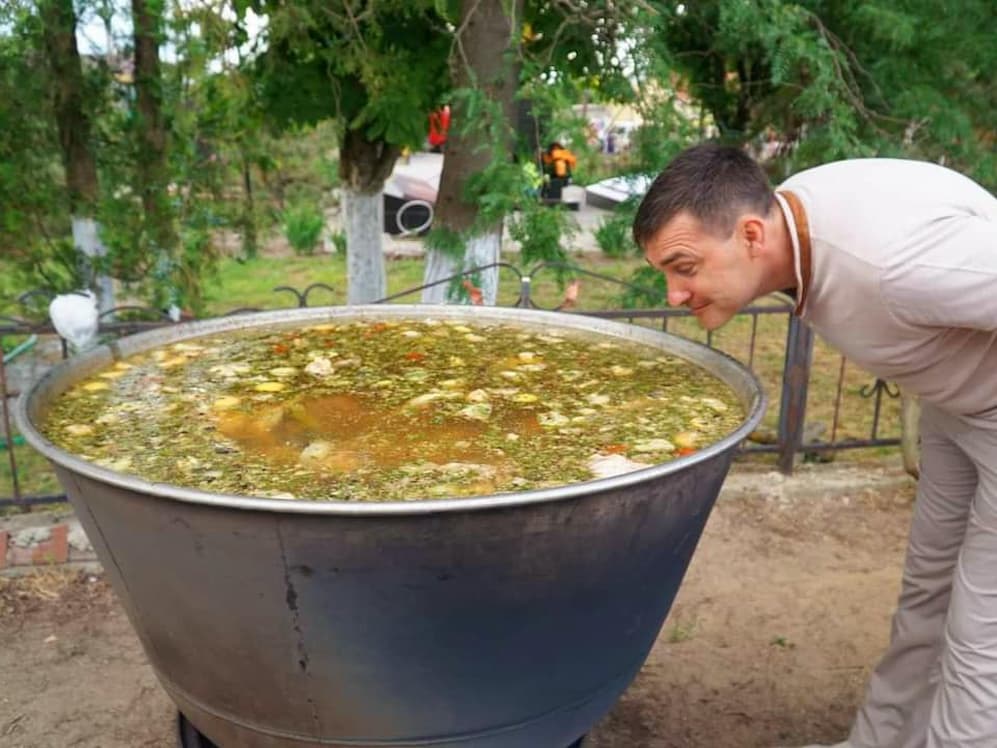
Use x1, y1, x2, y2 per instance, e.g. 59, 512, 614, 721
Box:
16, 304, 766, 516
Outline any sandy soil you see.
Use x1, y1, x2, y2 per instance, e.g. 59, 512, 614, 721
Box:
0, 468, 915, 748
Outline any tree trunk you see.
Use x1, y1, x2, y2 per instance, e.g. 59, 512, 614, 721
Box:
132, 0, 175, 254
421, 251, 461, 304
422, 0, 523, 304
39, 0, 114, 313
338, 128, 398, 304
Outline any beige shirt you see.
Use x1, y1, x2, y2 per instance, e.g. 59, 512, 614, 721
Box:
776, 159, 997, 420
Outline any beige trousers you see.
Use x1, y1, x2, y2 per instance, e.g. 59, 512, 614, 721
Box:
848, 402, 997, 747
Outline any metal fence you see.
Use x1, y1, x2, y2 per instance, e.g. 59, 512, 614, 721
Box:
0, 261, 902, 509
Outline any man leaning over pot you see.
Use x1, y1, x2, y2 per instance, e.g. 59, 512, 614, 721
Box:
633, 142, 997, 748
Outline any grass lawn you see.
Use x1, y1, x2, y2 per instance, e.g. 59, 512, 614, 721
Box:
1, 248, 901, 505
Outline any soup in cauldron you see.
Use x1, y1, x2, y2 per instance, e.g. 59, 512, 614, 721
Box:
42, 318, 743, 501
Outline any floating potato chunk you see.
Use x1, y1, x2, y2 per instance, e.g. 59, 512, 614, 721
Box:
95, 413, 120, 425
585, 393, 611, 406
254, 381, 286, 392
511, 393, 538, 403
299, 442, 361, 473
406, 392, 444, 408
499, 370, 521, 381
305, 323, 336, 332
610, 365, 633, 377
99, 370, 126, 380
466, 389, 489, 403
269, 366, 298, 378
401, 330, 422, 338
633, 438, 676, 453
98, 456, 133, 472
304, 357, 334, 377
517, 351, 538, 362
465, 334, 487, 343
458, 402, 492, 421
439, 378, 465, 389
82, 381, 110, 392
587, 453, 652, 479
159, 356, 188, 369
518, 363, 547, 372
209, 362, 252, 378
176, 456, 202, 472
673, 431, 699, 449
299, 440, 333, 462
700, 397, 729, 413
212, 396, 241, 411
538, 411, 569, 427
65, 423, 95, 437
332, 356, 361, 369
262, 491, 297, 500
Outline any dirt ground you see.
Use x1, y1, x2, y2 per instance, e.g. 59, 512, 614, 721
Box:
0, 465, 916, 748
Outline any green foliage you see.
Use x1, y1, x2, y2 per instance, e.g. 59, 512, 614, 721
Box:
424, 226, 466, 261
619, 265, 667, 309
594, 199, 641, 258
282, 200, 325, 255
17, 238, 89, 297
640, 0, 995, 187
508, 203, 577, 268
330, 229, 347, 256
251, 0, 451, 151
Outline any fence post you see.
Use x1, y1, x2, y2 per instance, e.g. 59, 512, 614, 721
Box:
777, 315, 815, 475
0, 351, 25, 511
516, 274, 532, 308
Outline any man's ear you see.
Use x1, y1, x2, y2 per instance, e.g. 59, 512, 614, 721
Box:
737, 214, 766, 257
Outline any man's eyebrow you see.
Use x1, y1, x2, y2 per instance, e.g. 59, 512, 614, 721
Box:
648, 251, 690, 269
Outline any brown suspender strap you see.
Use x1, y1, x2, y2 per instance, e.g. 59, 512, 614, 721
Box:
776, 189, 813, 315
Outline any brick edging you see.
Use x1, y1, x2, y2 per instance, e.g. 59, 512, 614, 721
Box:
0, 515, 98, 574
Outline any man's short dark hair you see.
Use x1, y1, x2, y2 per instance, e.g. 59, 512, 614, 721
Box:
632, 142, 775, 248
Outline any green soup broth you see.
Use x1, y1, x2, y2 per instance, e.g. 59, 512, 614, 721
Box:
42, 319, 744, 501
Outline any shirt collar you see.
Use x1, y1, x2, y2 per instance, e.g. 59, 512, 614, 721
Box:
775, 190, 813, 315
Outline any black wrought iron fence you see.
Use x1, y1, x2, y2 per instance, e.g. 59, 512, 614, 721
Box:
0, 261, 901, 510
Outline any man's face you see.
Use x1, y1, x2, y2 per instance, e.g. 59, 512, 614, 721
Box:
643, 212, 759, 330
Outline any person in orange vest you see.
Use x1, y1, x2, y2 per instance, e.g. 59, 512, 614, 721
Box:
541, 142, 577, 200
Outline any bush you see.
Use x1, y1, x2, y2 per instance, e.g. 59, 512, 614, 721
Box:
283, 201, 325, 255
329, 229, 347, 255
595, 210, 639, 257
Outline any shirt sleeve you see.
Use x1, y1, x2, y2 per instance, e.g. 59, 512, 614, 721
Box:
881, 215, 997, 331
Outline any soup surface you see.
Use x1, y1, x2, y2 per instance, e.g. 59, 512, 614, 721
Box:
43, 318, 743, 501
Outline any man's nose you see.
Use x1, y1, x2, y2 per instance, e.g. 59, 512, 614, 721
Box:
667, 283, 692, 307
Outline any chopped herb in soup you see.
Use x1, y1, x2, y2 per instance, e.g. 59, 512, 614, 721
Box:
42, 319, 743, 501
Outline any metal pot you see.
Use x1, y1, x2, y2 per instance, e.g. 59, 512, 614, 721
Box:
17, 305, 765, 748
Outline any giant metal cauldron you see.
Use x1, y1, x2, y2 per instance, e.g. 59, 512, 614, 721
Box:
17, 305, 765, 748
